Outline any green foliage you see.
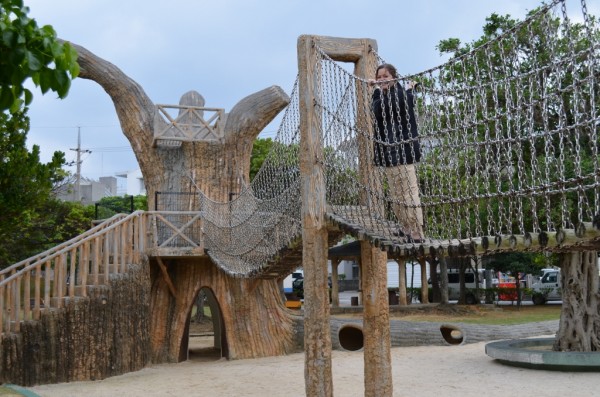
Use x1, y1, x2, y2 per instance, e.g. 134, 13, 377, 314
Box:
250, 137, 273, 181
424, 8, 600, 237
10, 199, 94, 264
0, 110, 71, 266
94, 194, 147, 219
0, 110, 97, 266
487, 251, 542, 275
133, 194, 148, 211
37, 199, 95, 245
0, 0, 80, 113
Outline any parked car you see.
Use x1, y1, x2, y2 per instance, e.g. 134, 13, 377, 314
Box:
292, 277, 332, 299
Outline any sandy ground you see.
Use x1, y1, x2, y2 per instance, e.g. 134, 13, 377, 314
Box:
27, 334, 598, 397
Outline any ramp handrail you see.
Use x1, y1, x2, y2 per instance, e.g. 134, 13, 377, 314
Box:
0, 211, 148, 334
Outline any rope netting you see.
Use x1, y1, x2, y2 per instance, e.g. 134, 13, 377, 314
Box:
200, 81, 303, 276
202, 0, 600, 276
323, 0, 600, 247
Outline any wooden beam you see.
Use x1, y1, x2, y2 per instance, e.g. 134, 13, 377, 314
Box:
156, 257, 177, 298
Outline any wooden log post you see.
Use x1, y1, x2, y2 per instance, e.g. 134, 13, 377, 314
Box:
331, 259, 340, 308
350, 36, 393, 397
398, 258, 408, 306
298, 34, 390, 397
361, 240, 392, 397
298, 35, 333, 397
298, 36, 392, 396
438, 254, 449, 304
419, 257, 429, 304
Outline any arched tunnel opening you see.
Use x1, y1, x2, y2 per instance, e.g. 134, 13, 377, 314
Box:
440, 324, 465, 345
338, 324, 364, 351
187, 287, 225, 361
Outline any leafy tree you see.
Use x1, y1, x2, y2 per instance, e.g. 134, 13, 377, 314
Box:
250, 139, 300, 199
0, 110, 66, 267
0, 1, 82, 266
0, 0, 79, 113
423, 9, 600, 237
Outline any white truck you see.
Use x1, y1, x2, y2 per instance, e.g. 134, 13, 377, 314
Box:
531, 269, 561, 305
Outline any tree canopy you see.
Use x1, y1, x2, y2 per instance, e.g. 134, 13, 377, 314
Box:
0, 0, 79, 113
421, 8, 600, 238
0, 110, 71, 266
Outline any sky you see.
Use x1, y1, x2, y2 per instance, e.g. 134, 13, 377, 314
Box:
22, 0, 598, 192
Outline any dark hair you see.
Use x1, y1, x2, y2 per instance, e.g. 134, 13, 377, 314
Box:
375, 63, 398, 79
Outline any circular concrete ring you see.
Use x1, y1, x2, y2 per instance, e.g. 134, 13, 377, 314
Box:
338, 324, 364, 351
486, 338, 600, 371
440, 324, 465, 345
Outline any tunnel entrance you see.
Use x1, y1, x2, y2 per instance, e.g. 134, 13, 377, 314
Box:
440, 324, 465, 345
338, 324, 364, 351
187, 287, 225, 361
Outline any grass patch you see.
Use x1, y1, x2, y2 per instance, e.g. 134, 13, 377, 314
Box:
334, 304, 562, 325
394, 304, 561, 325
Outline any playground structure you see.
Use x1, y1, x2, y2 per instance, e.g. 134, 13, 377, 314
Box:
1, 0, 600, 394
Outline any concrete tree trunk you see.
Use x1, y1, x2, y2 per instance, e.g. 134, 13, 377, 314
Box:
554, 251, 600, 352
71, 42, 297, 362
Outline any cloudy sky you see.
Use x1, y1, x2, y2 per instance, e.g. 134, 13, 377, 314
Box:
23, 0, 593, 191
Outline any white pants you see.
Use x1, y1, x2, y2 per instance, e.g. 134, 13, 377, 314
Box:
384, 163, 424, 239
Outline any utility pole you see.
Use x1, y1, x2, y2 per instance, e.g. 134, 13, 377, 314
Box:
70, 127, 92, 202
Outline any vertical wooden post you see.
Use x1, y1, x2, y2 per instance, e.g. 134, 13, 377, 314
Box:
398, 258, 407, 306
352, 36, 393, 396
419, 257, 429, 304
298, 34, 333, 397
298, 34, 391, 397
361, 241, 392, 397
331, 259, 340, 308
357, 257, 363, 305
439, 253, 449, 304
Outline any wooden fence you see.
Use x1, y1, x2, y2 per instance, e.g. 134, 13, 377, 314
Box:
0, 211, 204, 334
153, 104, 225, 147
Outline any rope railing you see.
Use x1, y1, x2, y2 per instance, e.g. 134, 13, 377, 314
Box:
314, 0, 600, 255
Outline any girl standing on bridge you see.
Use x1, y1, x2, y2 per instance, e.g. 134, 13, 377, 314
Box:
369, 63, 424, 243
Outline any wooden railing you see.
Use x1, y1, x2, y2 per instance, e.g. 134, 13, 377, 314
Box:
153, 104, 225, 147
0, 210, 204, 334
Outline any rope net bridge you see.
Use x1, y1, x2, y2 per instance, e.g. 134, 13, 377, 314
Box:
199, 0, 600, 277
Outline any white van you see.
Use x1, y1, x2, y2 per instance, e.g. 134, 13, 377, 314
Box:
429, 269, 490, 304
447, 269, 489, 303
531, 269, 561, 304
